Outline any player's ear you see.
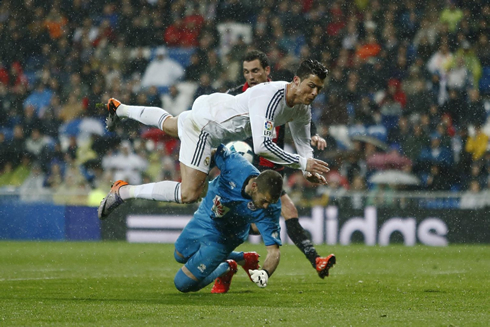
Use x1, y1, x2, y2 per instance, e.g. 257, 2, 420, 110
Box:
293, 75, 301, 86
265, 66, 271, 76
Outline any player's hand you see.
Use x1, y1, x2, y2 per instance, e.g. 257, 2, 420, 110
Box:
306, 158, 330, 175
305, 172, 327, 185
311, 135, 327, 150
248, 269, 269, 288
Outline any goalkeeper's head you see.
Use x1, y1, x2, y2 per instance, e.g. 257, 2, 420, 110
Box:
250, 170, 283, 209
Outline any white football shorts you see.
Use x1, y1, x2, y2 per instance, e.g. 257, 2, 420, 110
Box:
177, 110, 213, 174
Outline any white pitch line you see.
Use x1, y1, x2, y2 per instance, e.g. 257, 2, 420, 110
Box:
0, 276, 65, 282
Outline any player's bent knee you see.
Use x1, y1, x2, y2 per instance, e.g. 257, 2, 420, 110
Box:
174, 250, 187, 264
180, 189, 201, 204
174, 269, 199, 293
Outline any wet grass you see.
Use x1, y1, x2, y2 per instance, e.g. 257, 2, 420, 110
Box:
1, 242, 489, 326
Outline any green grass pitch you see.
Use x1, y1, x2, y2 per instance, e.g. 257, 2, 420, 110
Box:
1, 242, 489, 326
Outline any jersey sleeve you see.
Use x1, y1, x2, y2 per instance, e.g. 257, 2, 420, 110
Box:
253, 203, 282, 246
248, 88, 307, 170
289, 116, 314, 162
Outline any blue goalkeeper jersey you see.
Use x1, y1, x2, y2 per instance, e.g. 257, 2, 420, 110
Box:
192, 144, 282, 247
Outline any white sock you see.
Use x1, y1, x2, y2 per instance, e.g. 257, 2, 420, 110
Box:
119, 182, 181, 203
117, 104, 170, 130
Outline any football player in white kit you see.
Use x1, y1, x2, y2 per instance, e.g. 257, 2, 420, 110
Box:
98, 59, 331, 220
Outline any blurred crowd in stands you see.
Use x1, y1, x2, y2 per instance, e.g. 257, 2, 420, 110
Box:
0, 0, 490, 209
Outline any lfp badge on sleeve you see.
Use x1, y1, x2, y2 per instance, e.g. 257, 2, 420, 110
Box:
263, 120, 274, 137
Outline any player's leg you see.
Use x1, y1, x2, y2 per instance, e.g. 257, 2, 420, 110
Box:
122, 111, 209, 203
282, 192, 336, 278
116, 163, 207, 204
174, 243, 235, 293
106, 98, 179, 137
98, 115, 211, 218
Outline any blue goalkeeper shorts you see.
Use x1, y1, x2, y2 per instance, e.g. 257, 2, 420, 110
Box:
175, 218, 236, 280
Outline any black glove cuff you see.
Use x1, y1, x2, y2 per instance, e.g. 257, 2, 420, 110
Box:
263, 269, 270, 277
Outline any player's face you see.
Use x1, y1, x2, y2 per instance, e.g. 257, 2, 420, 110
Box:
243, 59, 270, 87
252, 189, 276, 210
296, 74, 324, 105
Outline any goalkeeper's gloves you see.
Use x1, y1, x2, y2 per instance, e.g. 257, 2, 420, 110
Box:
248, 269, 269, 287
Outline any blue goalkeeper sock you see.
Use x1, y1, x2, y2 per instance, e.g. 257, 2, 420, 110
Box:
196, 262, 231, 289
227, 251, 244, 263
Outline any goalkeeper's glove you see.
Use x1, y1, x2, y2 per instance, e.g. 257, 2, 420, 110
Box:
248, 269, 269, 288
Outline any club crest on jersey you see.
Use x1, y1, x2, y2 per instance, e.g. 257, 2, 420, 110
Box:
211, 195, 230, 218
263, 120, 274, 137
204, 157, 210, 166
247, 201, 257, 211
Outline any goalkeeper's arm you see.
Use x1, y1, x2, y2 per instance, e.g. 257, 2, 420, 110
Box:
249, 244, 280, 288
261, 244, 280, 277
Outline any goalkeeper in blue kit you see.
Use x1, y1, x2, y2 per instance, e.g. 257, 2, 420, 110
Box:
173, 144, 283, 293
102, 144, 282, 293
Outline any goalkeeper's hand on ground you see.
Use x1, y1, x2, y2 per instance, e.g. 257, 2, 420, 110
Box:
248, 269, 269, 288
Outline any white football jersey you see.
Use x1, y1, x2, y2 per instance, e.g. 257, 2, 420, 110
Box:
189, 81, 313, 170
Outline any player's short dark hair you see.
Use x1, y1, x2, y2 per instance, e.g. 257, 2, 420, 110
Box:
295, 59, 328, 80
243, 50, 269, 69
255, 170, 283, 202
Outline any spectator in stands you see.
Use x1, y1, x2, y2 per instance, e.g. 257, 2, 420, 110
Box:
475, 33, 490, 67
23, 81, 53, 116
440, 89, 467, 127
402, 124, 428, 164
43, 7, 68, 40
355, 33, 381, 61
439, 1, 464, 34
7, 154, 32, 187
418, 132, 453, 173
449, 41, 482, 88
388, 116, 411, 146
353, 96, 379, 126
59, 93, 84, 123
0, 162, 14, 186
164, 4, 204, 48
184, 53, 205, 82
25, 128, 50, 160
425, 164, 451, 191
19, 162, 50, 202
193, 73, 217, 100
162, 84, 191, 116
427, 43, 453, 77
460, 179, 486, 209
53, 172, 90, 206
125, 47, 149, 79
102, 141, 147, 185
22, 104, 41, 136
141, 47, 184, 89
465, 89, 487, 128
465, 125, 489, 162
6, 125, 25, 167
